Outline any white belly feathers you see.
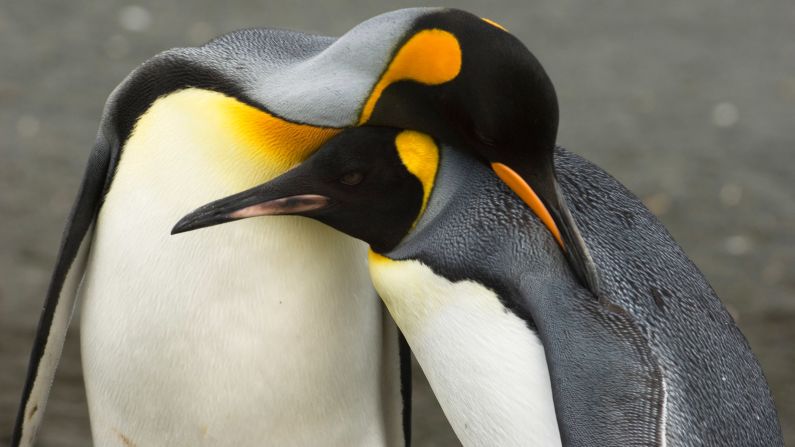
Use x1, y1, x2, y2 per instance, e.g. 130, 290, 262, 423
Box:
79, 89, 398, 446
369, 252, 561, 447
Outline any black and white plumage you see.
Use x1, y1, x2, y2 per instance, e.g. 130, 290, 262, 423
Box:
174, 126, 783, 446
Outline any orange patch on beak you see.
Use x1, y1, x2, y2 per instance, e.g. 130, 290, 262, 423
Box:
491, 162, 563, 248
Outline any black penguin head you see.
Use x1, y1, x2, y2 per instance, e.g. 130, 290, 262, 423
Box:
172, 126, 439, 253
365, 10, 559, 187
363, 11, 602, 293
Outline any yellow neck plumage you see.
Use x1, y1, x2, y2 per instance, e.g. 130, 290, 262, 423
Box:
394, 130, 440, 228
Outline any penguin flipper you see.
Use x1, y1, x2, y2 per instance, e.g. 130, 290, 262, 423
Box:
11, 136, 111, 447
521, 280, 665, 446
554, 147, 784, 444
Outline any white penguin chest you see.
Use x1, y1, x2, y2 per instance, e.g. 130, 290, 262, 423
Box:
78, 89, 396, 447
369, 253, 562, 447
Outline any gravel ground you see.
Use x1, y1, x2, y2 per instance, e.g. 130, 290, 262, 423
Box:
1, 1, 793, 445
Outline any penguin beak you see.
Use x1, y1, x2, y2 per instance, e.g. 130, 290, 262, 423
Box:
171, 171, 329, 235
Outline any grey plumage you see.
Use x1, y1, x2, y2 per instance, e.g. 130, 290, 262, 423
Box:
388, 146, 782, 446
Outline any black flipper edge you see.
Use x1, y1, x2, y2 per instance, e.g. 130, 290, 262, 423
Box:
11, 135, 110, 447
398, 329, 412, 447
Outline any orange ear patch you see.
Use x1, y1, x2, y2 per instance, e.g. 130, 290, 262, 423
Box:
359, 29, 462, 124
394, 130, 440, 225
491, 162, 563, 247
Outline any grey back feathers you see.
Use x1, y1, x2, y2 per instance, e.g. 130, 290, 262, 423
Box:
124, 7, 437, 128
556, 151, 782, 445
389, 146, 783, 446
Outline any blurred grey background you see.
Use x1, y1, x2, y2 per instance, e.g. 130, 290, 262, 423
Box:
1, 0, 793, 445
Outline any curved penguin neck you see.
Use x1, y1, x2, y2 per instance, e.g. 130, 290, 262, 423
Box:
370, 146, 562, 446
401, 146, 481, 244
394, 146, 669, 446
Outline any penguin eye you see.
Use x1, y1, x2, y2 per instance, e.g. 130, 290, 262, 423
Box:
339, 172, 364, 186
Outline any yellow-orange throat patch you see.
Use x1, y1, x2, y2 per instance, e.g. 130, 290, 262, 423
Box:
394, 130, 439, 225
130, 89, 341, 185
359, 29, 462, 124
491, 162, 563, 247
205, 90, 342, 172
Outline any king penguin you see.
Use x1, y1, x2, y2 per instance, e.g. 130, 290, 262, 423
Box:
173, 126, 784, 446
15, 6, 784, 446
7, 10, 483, 447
